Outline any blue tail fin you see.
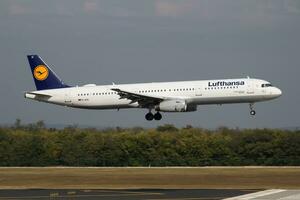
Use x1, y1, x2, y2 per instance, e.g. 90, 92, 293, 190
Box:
27, 55, 70, 90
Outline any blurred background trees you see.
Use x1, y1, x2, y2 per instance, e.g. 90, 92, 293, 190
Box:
0, 121, 299, 166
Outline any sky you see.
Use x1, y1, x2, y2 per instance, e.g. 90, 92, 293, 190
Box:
0, 0, 299, 129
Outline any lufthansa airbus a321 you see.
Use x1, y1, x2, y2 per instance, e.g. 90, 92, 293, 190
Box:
24, 55, 282, 121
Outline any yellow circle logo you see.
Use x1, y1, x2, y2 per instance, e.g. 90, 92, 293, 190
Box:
33, 65, 49, 81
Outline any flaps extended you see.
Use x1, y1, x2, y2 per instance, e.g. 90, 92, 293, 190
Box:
111, 88, 164, 107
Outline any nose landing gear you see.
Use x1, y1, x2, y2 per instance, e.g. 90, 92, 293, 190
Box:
249, 103, 256, 116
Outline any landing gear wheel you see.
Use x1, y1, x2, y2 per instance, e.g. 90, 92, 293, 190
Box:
145, 112, 154, 121
249, 103, 256, 116
154, 112, 162, 121
250, 110, 256, 116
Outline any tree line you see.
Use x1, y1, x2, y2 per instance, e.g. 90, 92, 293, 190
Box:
0, 121, 299, 166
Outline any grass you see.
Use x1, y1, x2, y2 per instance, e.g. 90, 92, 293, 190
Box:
0, 167, 300, 189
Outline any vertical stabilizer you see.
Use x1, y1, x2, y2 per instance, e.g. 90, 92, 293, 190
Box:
27, 55, 70, 90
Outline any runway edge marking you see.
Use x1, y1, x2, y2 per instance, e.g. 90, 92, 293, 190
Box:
223, 189, 286, 200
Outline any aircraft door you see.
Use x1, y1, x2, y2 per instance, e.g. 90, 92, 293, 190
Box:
247, 80, 254, 94
195, 85, 203, 97
64, 91, 73, 105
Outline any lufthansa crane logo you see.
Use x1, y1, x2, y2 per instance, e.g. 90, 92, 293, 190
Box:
33, 65, 49, 81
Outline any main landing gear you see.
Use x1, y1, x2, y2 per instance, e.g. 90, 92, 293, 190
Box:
145, 111, 162, 121
249, 103, 256, 116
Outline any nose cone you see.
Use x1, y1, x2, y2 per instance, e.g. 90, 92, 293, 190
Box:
274, 87, 282, 97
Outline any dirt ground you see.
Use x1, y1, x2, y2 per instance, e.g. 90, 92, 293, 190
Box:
0, 167, 299, 189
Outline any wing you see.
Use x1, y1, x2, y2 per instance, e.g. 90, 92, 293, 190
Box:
111, 88, 165, 108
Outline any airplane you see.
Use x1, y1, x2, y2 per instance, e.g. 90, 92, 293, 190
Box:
24, 55, 282, 121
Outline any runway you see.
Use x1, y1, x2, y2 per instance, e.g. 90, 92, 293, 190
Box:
1, 167, 299, 199
0, 189, 258, 200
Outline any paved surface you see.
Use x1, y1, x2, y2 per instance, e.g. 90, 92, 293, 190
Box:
224, 189, 300, 200
0, 189, 259, 200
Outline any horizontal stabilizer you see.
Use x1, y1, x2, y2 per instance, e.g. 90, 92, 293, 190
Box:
24, 91, 52, 100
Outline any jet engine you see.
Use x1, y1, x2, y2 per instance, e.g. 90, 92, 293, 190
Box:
156, 100, 197, 112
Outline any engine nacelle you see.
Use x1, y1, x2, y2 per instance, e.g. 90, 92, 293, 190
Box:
156, 100, 197, 112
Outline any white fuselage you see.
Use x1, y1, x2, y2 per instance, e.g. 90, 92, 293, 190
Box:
25, 78, 282, 111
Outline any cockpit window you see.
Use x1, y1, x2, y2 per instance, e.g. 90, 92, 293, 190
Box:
261, 83, 273, 88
